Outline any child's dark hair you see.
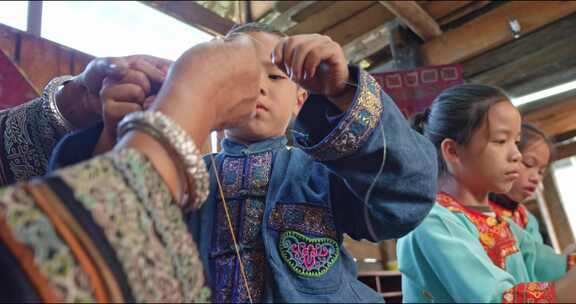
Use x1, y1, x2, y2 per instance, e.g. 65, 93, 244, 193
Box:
226, 22, 286, 38
411, 84, 511, 176
519, 123, 555, 160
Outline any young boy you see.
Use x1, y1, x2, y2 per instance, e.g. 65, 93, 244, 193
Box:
49, 23, 438, 302
186, 23, 437, 303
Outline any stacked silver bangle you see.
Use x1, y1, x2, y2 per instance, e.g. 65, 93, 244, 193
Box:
117, 111, 210, 210
41, 75, 76, 134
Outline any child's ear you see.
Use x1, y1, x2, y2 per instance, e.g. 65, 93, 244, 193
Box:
293, 87, 309, 116
441, 138, 461, 173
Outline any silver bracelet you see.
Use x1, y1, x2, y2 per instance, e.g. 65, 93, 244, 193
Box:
42, 75, 76, 133
117, 111, 210, 210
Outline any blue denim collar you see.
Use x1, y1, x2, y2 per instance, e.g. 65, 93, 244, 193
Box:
221, 135, 288, 156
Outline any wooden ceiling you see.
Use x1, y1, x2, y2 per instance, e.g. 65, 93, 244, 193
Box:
146, 1, 576, 148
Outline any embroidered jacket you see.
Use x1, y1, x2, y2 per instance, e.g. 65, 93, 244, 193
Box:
47, 67, 438, 302
0, 149, 208, 302
489, 194, 544, 244
0, 94, 69, 186
398, 192, 573, 303
187, 67, 438, 302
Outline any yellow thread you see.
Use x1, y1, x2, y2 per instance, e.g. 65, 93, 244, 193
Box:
210, 154, 253, 304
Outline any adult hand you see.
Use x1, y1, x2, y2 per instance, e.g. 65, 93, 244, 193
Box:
56, 55, 171, 128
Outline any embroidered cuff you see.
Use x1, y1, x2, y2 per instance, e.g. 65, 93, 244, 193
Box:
294, 67, 383, 161
502, 282, 556, 303
57, 149, 208, 303
4, 97, 60, 182
568, 253, 576, 271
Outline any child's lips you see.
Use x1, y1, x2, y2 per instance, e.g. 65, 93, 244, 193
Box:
256, 104, 268, 111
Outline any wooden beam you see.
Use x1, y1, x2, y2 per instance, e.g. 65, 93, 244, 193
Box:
469, 34, 576, 90
290, 1, 336, 23
275, 1, 301, 13
522, 96, 576, 137
287, 1, 373, 35
143, 1, 235, 35
554, 129, 576, 144
379, 1, 442, 41
250, 1, 275, 21
341, 1, 473, 66
422, 1, 576, 65
463, 14, 576, 79
323, 3, 395, 45
268, 1, 316, 32
508, 65, 576, 101
436, 1, 492, 26
27, 1, 42, 37
343, 23, 390, 64
389, 21, 423, 69
422, 1, 473, 22
554, 141, 576, 162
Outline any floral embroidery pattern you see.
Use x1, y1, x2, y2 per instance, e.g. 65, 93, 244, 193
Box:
269, 203, 337, 238
211, 152, 273, 303
221, 152, 273, 198
296, 70, 383, 161
502, 282, 556, 303
4, 98, 60, 182
279, 230, 339, 277
489, 200, 529, 229
0, 185, 94, 302
111, 149, 207, 302
438, 192, 519, 269
58, 150, 184, 302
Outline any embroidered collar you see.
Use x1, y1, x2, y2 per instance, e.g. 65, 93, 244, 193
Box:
488, 200, 529, 229
221, 136, 288, 156
437, 192, 519, 269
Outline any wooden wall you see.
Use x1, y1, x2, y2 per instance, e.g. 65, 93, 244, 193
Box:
0, 22, 93, 92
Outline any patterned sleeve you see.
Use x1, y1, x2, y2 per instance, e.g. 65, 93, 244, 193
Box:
502, 282, 556, 303
293, 66, 437, 241
0, 94, 66, 186
0, 148, 209, 302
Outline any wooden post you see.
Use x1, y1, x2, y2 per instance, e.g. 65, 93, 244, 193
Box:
389, 20, 423, 70
539, 170, 575, 252
27, 1, 43, 37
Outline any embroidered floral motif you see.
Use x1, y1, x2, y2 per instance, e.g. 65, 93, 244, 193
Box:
211, 152, 272, 303
502, 282, 556, 303
111, 149, 207, 302
296, 71, 383, 161
269, 203, 337, 238
438, 192, 519, 269
221, 152, 273, 198
247, 152, 273, 196
213, 251, 266, 303
222, 157, 243, 198
0, 185, 94, 302
279, 230, 339, 277
58, 150, 184, 302
4, 98, 60, 182
489, 200, 529, 229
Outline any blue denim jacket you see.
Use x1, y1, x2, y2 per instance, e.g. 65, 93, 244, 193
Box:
187, 68, 438, 302
47, 67, 437, 303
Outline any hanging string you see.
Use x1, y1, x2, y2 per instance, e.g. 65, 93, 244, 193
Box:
209, 154, 254, 304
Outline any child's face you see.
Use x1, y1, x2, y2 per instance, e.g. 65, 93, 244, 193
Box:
452, 101, 523, 195
226, 31, 308, 143
507, 139, 550, 202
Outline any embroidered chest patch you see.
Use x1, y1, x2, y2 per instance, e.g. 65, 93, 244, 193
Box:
278, 230, 339, 277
